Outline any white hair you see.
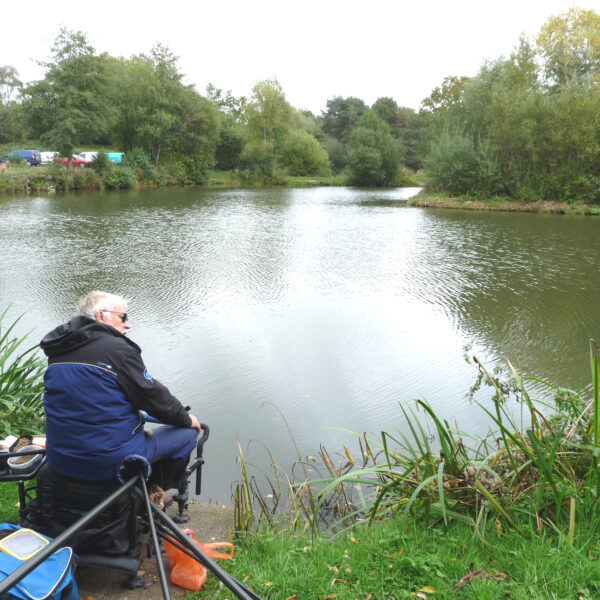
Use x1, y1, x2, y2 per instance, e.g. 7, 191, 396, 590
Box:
76, 291, 129, 319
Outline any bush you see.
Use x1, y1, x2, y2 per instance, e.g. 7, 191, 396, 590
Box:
347, 145, 384, 186
91, 152, 112, 174
180, 155, 213, 184
346, 110, 402, 186
322, 136, 348, 173
280, 130, 330, 176
215, 118, 245, 171
51, 166, 100, 192
122, 148, 154, 180
425, 131, 504, 197
158, 161, 188, 185
563, 175, 600, 204
104, 167, 135, 189
7, 154, 25, 166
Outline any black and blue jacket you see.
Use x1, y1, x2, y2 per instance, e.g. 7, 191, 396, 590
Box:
40, 316, 192, 480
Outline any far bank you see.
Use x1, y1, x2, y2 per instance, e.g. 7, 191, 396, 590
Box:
409, 190, 600, 216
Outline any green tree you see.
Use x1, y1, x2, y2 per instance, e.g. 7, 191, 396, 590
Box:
321, 96, 366, 141
107, 44, 219, 174
372, 97, 399, 131
536, 7, 600, 86
107, 54, 160, 152
21, 28, 111, 160
170, 86, 220, 182
205, 84, 247, 120
0, 65, 24, 142
0, 102, 24, 143
280, 130, 330, 176
347, 109, 402, 186
215, 114, 245, 171
139, 43, 185, 164
424, 131, 503, 196
206, 84, 247, 171
296, 109, 323, 141
398, 109, 426, 171
421, 76, 471, 113
321, 136, 347, 173
0, 66, 21, 104
241, 78, 295, 177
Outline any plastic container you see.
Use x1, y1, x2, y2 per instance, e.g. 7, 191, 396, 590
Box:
7, 445, 44, 475
0, 528, 49, 560
9, 435, 33, 452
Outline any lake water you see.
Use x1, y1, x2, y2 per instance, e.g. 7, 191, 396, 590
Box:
1, 186, 599, 503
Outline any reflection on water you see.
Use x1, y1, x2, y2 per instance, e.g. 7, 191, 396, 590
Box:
1, 187, 599, 503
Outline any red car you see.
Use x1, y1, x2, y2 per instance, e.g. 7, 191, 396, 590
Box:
53, 154, 92, 168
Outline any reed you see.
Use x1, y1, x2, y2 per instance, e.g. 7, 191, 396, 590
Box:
0, 309, 46, 437
233, 342, 600, 543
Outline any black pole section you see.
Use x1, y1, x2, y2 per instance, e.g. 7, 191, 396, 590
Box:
142, 495, 263, 600
0, 475, 139, 597
194, 425, 209, 496
138, 477, 171, 600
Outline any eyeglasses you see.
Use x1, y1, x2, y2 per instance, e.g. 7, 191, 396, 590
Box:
101, 310, 128, 323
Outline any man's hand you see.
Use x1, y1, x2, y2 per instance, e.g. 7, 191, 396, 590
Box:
189, 413, 202, 433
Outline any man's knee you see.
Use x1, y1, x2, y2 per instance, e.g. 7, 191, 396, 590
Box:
146, 425, 198, 462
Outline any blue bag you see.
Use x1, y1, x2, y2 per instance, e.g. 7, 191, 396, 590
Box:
0, 523, 78, 600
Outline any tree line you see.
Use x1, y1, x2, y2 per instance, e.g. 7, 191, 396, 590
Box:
421, 7, 600, 202
0, 29, 420, 187
1, 7, 599, 198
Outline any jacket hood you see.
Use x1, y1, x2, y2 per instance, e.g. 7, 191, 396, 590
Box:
40, 315, 140, 358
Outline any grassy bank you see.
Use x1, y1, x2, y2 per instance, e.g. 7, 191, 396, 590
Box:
409, 190, 600, 215
0, 166, 351, 194
0, 162, 424, 195
1, 486, 596, 599
207, 171, 348, 188
197, 515, 600, 600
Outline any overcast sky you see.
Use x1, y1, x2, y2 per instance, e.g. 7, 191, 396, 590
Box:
3, 1, 599, 114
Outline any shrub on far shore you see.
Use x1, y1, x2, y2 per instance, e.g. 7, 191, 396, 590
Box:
91, 152, 112, 175
104, 166, 136, 189
122, 148, 155, 181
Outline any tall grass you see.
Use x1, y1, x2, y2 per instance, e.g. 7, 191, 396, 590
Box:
0, 309, 46, 437
234, 342, 600, 544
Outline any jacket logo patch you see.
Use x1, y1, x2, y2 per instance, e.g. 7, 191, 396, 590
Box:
143, 369, 154, 382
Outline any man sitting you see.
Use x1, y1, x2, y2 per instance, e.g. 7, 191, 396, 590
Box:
40, 290, 201, 488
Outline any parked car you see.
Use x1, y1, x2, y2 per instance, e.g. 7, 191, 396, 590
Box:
0, 150, 42, 166
78, 151, 124, 164
40, 151, 59, 164
53, 154, 92, 168
77, 151, 98, 162
107, 152, 124, 164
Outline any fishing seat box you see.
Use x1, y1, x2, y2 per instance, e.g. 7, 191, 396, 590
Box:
28, 463, 143, 584
35, 464, 131, 527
